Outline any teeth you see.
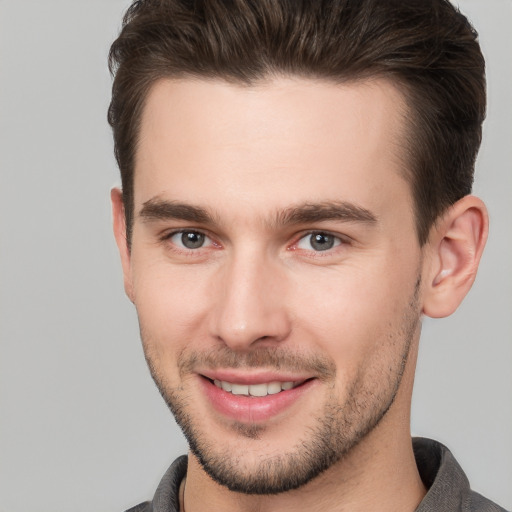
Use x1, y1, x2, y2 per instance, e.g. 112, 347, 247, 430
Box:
212, 379, 299, 396
267, 382, 282, 395
248, 383, 268, 397
231, 383, 249, 395
221, 381, 232, 392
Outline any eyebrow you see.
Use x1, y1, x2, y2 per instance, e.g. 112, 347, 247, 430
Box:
139, 198, 215, 224
273, 201, 377, 227
138, 197, 377, 227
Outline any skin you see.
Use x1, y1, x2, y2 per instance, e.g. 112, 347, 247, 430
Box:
112, 76, 488, 512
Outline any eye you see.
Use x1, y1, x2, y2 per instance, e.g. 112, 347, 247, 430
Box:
168, 230, 212, 250
296, 232, 342, 252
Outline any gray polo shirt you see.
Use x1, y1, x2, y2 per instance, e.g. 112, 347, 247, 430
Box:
126, 438, 508, 511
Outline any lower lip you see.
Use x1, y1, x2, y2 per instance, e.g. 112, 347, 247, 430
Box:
199, 377, 316, 423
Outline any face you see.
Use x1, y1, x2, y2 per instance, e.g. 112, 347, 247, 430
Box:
118, 77, 426, 493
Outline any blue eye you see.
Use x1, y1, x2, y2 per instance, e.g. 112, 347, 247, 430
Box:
297, 232, 341, 252
169, 231, 211, 249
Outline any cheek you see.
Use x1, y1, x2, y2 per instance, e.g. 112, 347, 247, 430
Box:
290, 260, 417, 367
131, 259, 214, 358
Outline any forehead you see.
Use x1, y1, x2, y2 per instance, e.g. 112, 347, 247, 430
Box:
134, 76, 411, 223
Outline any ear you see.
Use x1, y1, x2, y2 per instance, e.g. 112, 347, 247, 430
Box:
111, 188, 134, 302
422, 195, 488, 318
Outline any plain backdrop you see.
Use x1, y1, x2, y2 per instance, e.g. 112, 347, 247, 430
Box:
0, 1, 511, 511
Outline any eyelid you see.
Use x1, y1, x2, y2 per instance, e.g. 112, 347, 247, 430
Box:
160, 228, 219, 251
158, 227, 350, 254
290, 230, 350, 253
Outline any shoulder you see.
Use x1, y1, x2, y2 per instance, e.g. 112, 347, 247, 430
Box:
125, 503, 152, 512
413, 438, 509, 512
123, 455, 188, 512
465, 491, 510, 512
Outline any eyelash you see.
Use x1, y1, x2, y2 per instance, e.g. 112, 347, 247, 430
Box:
160, 229, 218, 253
291, 231, 347, 256
159, 229, 349, 256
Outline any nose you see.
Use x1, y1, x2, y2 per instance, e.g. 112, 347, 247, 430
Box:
209, 248, 292, 351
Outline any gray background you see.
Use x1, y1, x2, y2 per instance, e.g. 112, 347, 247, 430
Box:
0, 1, 510, 511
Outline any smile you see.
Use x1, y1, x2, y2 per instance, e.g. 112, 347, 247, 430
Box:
200, 374, 316, 423
212, 379, 302, 397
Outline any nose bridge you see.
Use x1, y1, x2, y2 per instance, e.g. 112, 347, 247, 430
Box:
210, 244, 290, 349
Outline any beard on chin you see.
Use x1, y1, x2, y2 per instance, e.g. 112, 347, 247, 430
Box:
168, 386, 389, 494
140, 278, 421, 495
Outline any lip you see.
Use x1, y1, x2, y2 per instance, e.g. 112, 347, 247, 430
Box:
198, 372, 317, 423
200, 369, 312, 386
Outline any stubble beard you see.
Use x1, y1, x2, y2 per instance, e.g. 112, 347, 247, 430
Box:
140, 279, 421, 495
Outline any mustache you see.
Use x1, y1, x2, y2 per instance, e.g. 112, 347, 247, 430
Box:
178, 346, 336, 380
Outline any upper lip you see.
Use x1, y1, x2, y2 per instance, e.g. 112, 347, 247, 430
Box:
199, 369, 313, 385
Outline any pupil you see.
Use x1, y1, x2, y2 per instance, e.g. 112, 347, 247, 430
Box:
182, 232, 205, 249
311, 233, 334, 251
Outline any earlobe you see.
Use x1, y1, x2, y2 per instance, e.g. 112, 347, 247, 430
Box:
111, 188, 135, 302
422, 195, 488, 318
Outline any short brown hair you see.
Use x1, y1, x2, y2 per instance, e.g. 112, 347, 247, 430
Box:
108, 0, 486, 246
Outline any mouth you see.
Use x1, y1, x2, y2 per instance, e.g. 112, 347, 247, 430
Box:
210, 378, 306, 397
199, 373, 316, 423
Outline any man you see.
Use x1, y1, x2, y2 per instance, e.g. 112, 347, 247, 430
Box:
108, 1, 506, 511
